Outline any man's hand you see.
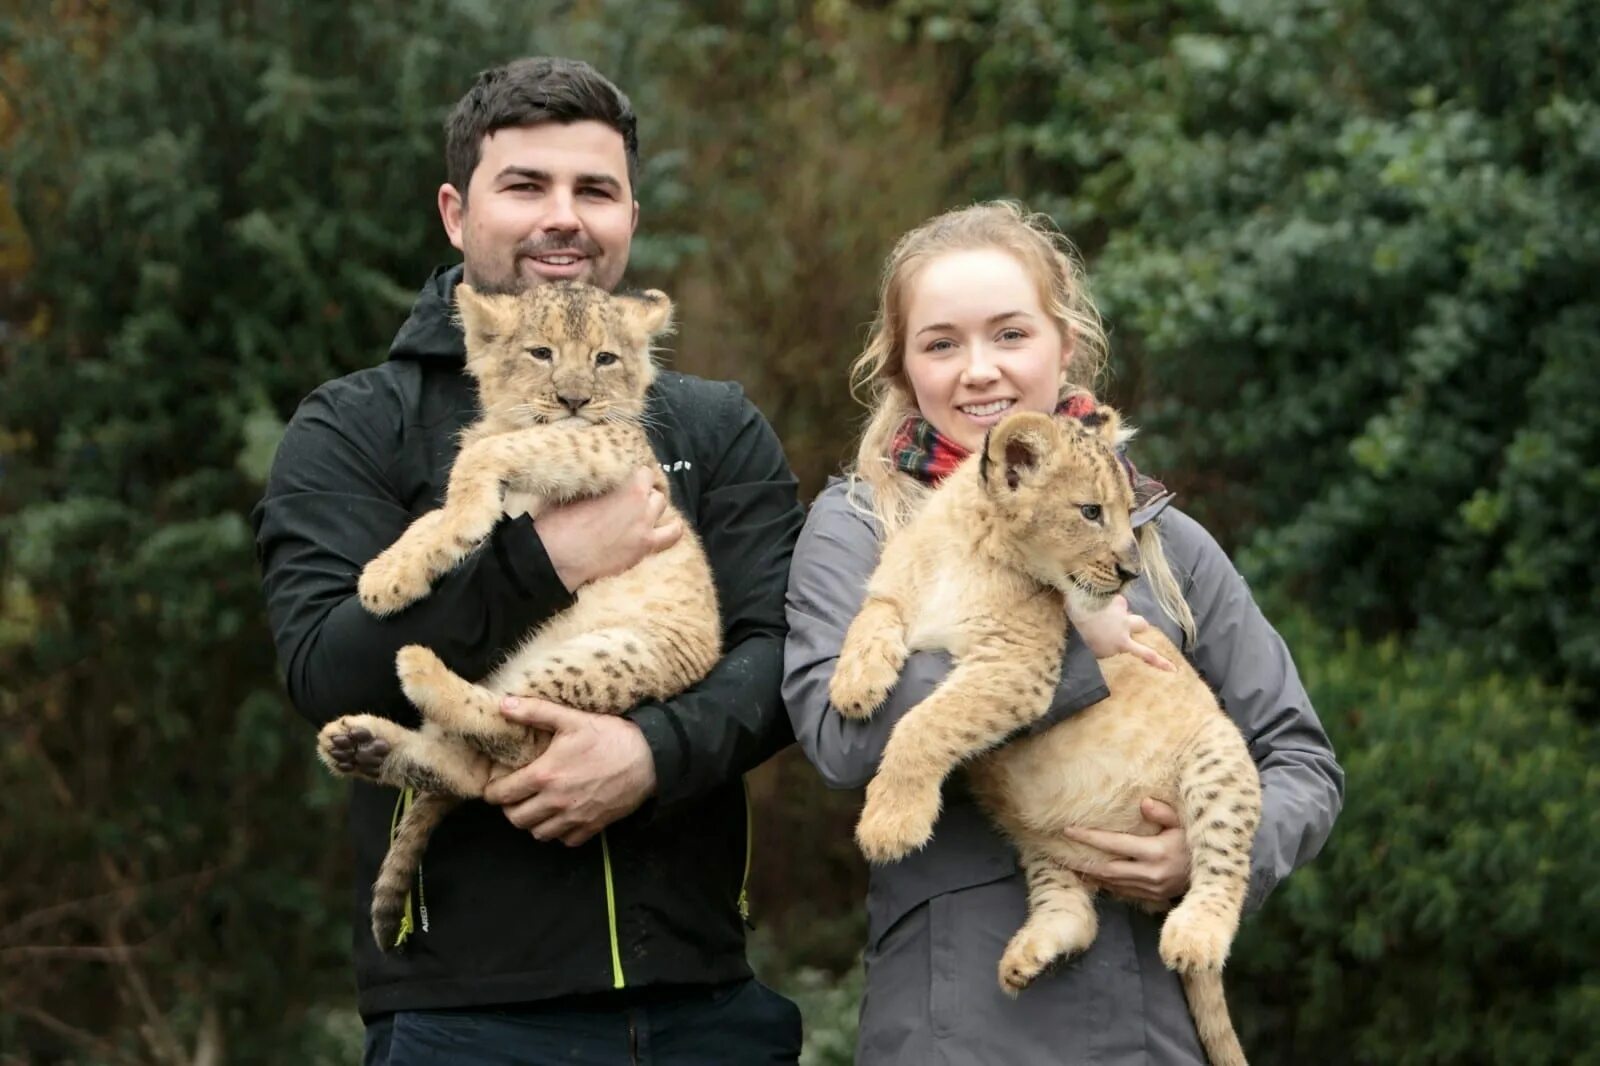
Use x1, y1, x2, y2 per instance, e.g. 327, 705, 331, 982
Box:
1069, 593, 1174, 672
1060, 798, 1191, 903
534, 467, 682, 592
480, 696, 658, 847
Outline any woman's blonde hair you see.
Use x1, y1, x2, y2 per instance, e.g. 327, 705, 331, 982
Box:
846, 200, 1195, 645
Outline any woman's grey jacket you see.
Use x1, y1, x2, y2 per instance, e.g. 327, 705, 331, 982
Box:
782, 479, 1344, 1065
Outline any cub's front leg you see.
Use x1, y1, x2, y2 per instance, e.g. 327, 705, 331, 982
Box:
358, 423, 648, 616
829, 596, 909, 719
857, 653, 1059, 863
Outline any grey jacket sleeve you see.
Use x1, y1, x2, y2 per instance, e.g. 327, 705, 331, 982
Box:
783, 483, 1109, 790
1165, 508, 1345, 913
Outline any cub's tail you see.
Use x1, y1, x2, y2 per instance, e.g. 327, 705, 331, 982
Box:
1181, 969, 1247, 1066
371, 791, 459, 951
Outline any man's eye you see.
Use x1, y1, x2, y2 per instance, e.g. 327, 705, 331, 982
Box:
580, 186, 614, 200
595, 351, 620, 367
1080, 504, 1102, 521
527, 346, 553, 361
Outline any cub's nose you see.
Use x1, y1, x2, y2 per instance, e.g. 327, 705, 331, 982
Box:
1114, 562, 1141, 586
558, 393, 591, 414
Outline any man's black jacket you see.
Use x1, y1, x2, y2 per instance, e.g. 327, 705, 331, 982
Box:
251, 265, 803, 1017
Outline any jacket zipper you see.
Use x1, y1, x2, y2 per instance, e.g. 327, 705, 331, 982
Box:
389, 787, 420, 948
738, 780, 753, 926
600, 829, 625, 988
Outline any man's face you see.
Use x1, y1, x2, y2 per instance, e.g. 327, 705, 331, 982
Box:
439, 120, 637, 293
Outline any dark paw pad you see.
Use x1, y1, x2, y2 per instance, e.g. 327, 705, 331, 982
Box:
327, 727, 391, 777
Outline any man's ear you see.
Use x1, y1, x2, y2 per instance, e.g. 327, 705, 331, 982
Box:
438, 183, 466, 252
453, 283, 514, 356
981, 411, 1057, 491
617, 289, 675, 338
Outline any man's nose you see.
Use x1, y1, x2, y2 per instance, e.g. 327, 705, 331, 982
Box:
540, 189, 582, 233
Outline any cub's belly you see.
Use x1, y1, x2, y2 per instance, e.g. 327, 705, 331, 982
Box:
973, 697, 1207, 837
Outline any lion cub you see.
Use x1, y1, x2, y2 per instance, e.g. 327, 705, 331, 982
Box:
830, 407, 1260, 1066
316, 282, 721, 950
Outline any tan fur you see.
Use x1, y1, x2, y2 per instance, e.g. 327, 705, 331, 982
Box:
831, 408, 1260, 1066
314, 282, 722, 950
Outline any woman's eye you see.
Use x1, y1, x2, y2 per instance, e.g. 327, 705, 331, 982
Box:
1080, 504, 1102, 521
999, 328, 1026, 342
928, 339, 955, 353
527, 346, 553, 361
595, 351, 620, 367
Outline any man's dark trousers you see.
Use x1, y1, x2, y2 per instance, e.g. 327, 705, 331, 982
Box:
363, 979, 804, 1065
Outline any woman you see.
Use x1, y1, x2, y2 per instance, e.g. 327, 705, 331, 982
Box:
782, 201, 1344, 1063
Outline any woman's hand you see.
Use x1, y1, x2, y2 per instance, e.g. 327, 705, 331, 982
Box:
1061, 799, 1191, 903
1068, 594, 1174, 671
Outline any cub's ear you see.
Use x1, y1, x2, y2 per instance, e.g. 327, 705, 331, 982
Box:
617, 289, 675, 337
1075, 402, 1127, 449
453, 284, 516, 357
981, 411, 1058, 492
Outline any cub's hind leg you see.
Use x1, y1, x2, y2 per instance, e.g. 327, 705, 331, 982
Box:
1160, 715, 1261, 976
395, 646, 550, 765
998, 841, 1100, 995
316, 715, 491, 797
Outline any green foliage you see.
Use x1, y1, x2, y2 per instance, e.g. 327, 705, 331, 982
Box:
3, 0, 1596, 1061
0, 2, 672, 1059
1230, 616, 1600, 1064
893, 0, 1600, 705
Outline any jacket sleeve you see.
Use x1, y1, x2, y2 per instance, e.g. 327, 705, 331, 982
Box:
251, 382, 574, 728
782, 486, 1110, 790
1165, 509, 1345, 913
622, 390, 804, 810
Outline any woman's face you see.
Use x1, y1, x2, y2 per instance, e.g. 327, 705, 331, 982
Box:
901, 248, 1070, 453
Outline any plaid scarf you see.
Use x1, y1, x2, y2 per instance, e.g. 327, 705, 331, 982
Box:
888, 393, 1172, 512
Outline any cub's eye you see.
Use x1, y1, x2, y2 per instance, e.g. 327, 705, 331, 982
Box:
595, 351, 620, 367
1080, 504, 1103, 522
527, 346, 552, 361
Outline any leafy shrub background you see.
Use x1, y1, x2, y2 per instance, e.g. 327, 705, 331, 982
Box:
2, 1, 1595, 1062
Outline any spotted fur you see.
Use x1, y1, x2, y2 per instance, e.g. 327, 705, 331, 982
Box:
831, 408, 1260, 1066
316, 282, 722, 951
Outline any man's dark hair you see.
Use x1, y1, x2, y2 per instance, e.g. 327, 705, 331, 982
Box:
444, 57, 639, 201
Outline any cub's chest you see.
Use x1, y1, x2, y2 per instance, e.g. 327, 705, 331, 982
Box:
902, 564, 1058, 656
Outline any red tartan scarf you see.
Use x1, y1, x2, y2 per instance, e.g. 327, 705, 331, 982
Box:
887, 393, 1171, 511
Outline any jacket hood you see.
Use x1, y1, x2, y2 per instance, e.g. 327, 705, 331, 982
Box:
388, 264, 466, 364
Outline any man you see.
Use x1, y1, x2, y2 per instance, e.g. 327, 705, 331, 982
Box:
251, 57, 805, 1064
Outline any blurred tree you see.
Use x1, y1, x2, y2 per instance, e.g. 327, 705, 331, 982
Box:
892, 0, 1600, 706
0, 2, 688, 1060
1229, 616, 1600, 1064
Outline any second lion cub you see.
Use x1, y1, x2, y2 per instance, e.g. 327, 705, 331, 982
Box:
830, 406, 1260, 1066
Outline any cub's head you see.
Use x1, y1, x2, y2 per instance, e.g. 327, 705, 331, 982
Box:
454, 281, 674, 426
977, 405, 1141, 612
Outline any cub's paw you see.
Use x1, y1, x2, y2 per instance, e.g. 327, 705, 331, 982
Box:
855, 777, 940, 864
1159, 906, 1233, 975
829, 646, 901, 719
395, 645, 451, 708
317, 715, 405, 783
358, 549, 433, 617
998, 915, 1096, 996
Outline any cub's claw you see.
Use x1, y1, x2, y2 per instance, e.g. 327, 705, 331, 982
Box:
358, 550, 434, 615
1159, 905, 1232, 975
829, 648, 901, 719
855, 777, 940, 864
